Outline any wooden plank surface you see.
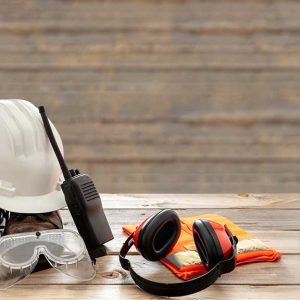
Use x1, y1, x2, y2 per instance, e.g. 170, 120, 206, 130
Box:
61, 208, 300, 231
98, 193, 300, 209
1, 1, 300, 33
3, 194, 298, 299
19, 255, 300, 285
0, 0, 300, 192
2, 285, 299, 300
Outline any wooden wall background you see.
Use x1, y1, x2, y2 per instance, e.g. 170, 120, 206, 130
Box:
0, 0, 300, 193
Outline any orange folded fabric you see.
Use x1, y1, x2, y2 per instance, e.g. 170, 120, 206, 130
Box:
122, 214, 281, 280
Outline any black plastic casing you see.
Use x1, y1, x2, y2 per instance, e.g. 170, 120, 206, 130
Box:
61, 172, 114, 258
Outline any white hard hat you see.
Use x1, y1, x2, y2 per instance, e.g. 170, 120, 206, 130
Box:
0, 99, 66, 213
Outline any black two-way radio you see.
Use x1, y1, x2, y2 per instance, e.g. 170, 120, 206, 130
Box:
39, 106, 113, 258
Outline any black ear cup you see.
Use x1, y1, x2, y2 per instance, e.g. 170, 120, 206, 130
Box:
138, 209, 181, 261
193, 220, 224, 270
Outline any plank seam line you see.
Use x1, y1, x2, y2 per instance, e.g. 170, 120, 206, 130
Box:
67, 157, 300, 163
62, 207, 300, 211
15, 283, 300, 286
1, 27, 300, 36
2, 66, 300, 72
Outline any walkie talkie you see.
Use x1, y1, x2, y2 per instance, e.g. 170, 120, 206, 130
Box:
39, 106, 113, 258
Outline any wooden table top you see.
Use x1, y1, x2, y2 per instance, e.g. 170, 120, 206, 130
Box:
2, 194, 299, 299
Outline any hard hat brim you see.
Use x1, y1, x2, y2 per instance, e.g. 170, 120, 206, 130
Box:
0, 190, 66, 213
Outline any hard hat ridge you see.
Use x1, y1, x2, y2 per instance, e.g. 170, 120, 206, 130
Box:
0, 100, 53, 157
0, 100, 37, 156
14, 100, 46, 153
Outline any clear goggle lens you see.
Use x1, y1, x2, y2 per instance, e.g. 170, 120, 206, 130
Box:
0, 229, 96, 289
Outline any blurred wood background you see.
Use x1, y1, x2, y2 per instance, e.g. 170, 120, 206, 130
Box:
0, 0, 300, 193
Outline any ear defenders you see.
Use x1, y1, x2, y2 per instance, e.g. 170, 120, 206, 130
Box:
119, 209, 238, 297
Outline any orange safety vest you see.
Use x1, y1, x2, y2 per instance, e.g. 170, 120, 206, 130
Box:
123, 214, 281, 280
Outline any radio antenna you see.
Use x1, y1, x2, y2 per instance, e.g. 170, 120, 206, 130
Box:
39, 106, 71, 180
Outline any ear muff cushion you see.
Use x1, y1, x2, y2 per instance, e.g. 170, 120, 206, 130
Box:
138, 209, 181, 261
193, 220, 224, 270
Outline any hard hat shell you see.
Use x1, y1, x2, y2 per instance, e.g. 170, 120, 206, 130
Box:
0, 100, 66, 213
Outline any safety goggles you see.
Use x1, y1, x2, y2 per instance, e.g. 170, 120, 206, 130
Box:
0, 229, 96, 289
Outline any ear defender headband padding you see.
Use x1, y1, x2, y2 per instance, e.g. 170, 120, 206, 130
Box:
136, 209, 181, 261
193, 220, 233, 270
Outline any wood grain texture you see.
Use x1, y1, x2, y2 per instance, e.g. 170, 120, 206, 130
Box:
2, 285, 299, 300
98, 193, 300, 209
0, 0, 300, 192
61, 208, 300, 231
100, 193, 300, 210
19, 255, 300, 285
1, 1, 300, 33
68, 161, 300, 193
